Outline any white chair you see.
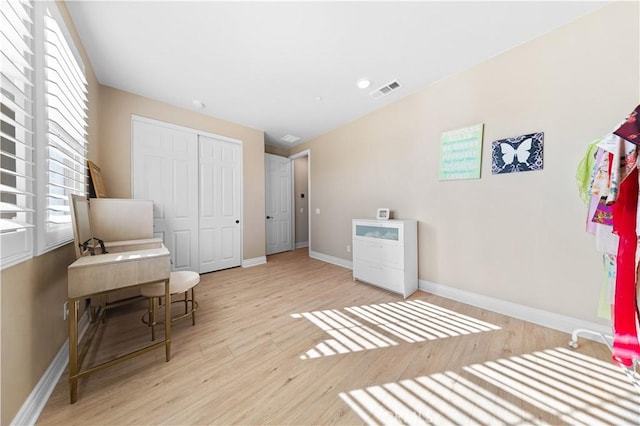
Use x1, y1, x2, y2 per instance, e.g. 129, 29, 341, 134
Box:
141, 271, 200, 341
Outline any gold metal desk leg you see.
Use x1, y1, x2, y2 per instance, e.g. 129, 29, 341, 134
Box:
69, 298, 78, 403
164, 278, 171, 361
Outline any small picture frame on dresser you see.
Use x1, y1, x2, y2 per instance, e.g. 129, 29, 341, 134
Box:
376, 208, 391, 220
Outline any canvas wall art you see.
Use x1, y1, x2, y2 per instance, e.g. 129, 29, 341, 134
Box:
438, 123, 484, 181
491, 132, 544, 174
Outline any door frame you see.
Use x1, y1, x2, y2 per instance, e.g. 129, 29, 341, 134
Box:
130, 114, 244, 270
289, 149, 311, 254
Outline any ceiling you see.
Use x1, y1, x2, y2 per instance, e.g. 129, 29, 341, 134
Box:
66, 1, 606, 148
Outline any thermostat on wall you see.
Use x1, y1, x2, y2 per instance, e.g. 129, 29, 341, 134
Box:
376, 208, 391, 220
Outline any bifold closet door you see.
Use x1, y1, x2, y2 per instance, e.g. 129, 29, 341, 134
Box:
132, 119, 199, 272
133, 118, 243, 273
198, 135, 242, 273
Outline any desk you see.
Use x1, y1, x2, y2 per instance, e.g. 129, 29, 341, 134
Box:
67, 246, 171, 403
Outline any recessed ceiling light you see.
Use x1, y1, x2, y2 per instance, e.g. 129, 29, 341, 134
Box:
357, 79, 371, 89
192, 99, 205, 109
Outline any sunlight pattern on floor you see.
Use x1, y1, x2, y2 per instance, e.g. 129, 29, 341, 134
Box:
292, 300, 500, 359
291, 309, 398, 359
346, 300, 501, 343
340, 347, 640, 425
465, 347, 640, 425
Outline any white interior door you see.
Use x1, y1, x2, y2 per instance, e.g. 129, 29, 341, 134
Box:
132, 119, 199, 271
199, 135, 242, 272
133, 118, 243, 273
265, 153, 292, 255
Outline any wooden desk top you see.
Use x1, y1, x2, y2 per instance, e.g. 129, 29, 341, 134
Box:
68, 246, 170, 298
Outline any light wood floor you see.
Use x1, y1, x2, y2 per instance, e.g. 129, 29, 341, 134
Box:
38, 248, 637, 425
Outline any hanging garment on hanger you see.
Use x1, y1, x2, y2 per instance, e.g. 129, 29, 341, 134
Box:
605, 135, 637, 205
585, 147, 608, 234
597, 253, 616, 320
576, 139, 602, 205
589, 147, 609, 199
592, 198, 614, 225
612, 165, 640, 367
614, 105, 640, 144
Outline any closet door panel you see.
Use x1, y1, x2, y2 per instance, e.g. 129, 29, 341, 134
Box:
198, 135, 242, 273
173, 230, 193, 269
132, 119, 199, 272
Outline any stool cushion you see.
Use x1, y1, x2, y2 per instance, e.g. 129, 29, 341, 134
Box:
141, 271, 200, 298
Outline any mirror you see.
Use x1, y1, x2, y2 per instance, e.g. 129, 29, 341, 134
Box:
88, 160, 108, 198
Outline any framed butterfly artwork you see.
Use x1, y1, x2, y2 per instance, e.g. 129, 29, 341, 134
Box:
491, 132, 544, 174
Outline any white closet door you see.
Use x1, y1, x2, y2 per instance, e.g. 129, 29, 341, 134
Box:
132, 119, 199, 271
265, 153, 292, 255
199, 135, 242, 273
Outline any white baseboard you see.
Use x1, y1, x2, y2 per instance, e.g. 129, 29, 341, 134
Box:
419, 279, 611, 340
12, 311, 90, 426
242, 256, 267, 268
309, 250, 352, 269
295, 241, 309, 249
300, 251, 611, 342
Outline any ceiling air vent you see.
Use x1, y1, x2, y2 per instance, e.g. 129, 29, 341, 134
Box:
370, 80, 401, 99
281, 134, 301, 144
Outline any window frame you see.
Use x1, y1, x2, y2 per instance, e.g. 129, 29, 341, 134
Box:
34, 1, 88, 255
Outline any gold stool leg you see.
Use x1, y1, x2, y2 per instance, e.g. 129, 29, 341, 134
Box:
150, 296, 156, 341
164, 279, 172, 362
69, 299, 79, 403
191, 287, 196, 326
183, 290, 188, 316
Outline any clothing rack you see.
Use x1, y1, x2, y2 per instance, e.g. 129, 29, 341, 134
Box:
574, 104, 640, 394
569, 329, 640, 395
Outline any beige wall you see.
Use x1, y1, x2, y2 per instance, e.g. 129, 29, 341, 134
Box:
98, 86, 266, 260
265, 144, 289, 156
1, 246, 77, 425
292, 2, 640, 323
0, 1, 101, 424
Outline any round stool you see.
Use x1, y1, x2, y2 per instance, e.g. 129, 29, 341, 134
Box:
140, 271, 200, 341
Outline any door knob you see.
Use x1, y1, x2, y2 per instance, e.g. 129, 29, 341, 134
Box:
236, 220, 240, 224
266, 216, 272, 219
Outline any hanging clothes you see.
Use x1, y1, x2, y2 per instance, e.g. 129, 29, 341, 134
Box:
612, 165, 640, 367
576, 139, 601, 205
597, 253, 616, 320
579, 104, 640, 368
613, 105, 640, 144
609, 105, 640, 367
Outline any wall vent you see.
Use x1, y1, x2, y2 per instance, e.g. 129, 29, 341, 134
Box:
369, 80, 401, 99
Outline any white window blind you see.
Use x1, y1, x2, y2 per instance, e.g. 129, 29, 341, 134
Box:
1, 0, 35, 268
36, 3, 87, 253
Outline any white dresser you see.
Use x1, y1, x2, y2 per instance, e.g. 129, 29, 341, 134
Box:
352, 218, 418, 298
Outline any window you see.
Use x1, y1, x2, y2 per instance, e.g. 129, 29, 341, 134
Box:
1, 0, 88, 268
1, 0, 35, 268
35, 2, 87, 254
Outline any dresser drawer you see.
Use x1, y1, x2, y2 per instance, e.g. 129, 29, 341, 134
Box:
353, 259, 405, 294
353, 239, 404, 268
